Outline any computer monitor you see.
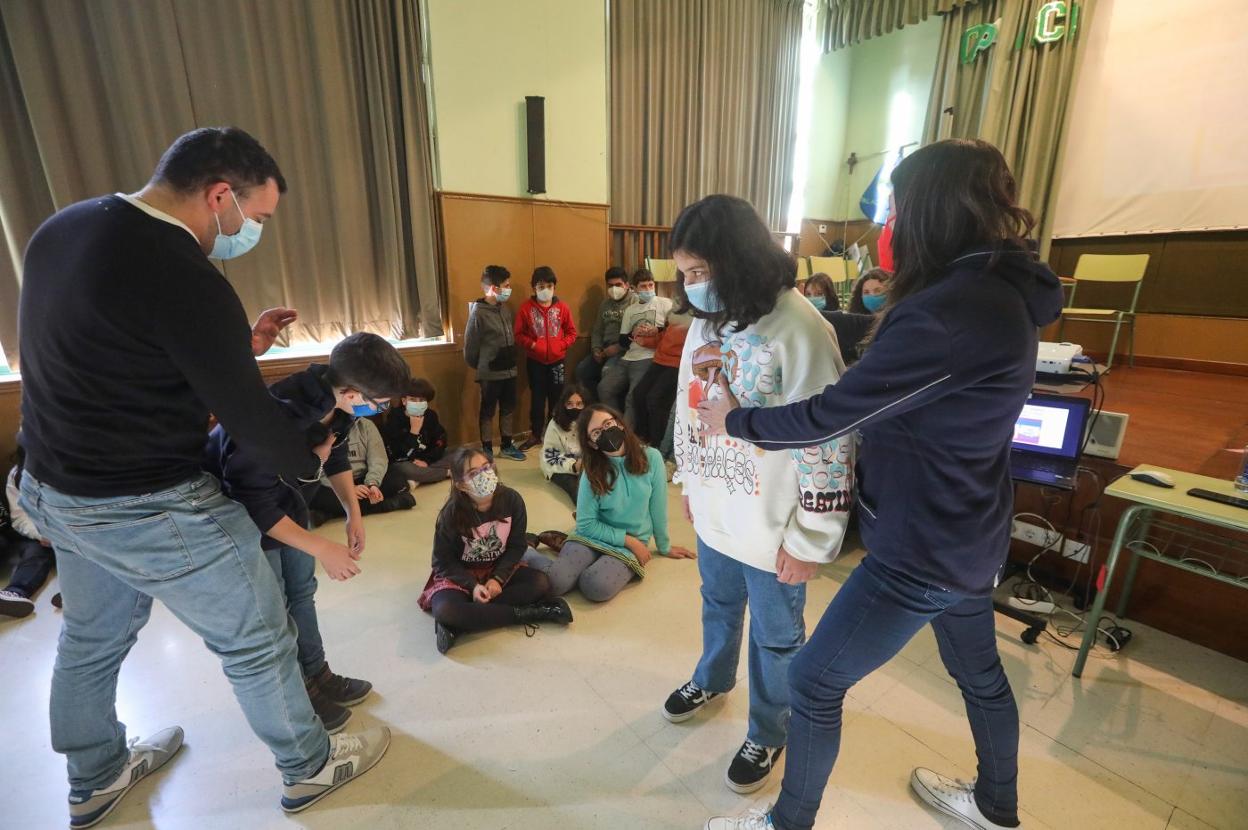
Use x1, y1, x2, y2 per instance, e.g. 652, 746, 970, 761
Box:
1010, 393, 1091, 460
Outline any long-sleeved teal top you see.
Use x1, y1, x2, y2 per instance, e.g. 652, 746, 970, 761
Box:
567, 446, 670, 578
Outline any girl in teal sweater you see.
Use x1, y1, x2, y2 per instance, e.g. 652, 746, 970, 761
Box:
524, 404, 694, 601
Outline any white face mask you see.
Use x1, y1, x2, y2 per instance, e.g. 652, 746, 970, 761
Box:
536, 287, 554, 303
608, 285, 627, 301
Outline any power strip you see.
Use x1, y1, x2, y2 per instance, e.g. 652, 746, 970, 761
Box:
1006, 597, 1056, 615
1010, 520, 1091, 564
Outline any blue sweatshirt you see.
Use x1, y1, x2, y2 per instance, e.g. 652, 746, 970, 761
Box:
204, 365, 354, 550
726, 248, 1064, 596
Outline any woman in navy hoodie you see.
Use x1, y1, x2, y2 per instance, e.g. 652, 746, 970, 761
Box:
699, 140, 1063, 830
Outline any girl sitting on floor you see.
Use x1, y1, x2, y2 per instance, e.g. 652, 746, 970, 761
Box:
523, 404, 694, 602
420, 448, 573, 654
540, 385, 587, 506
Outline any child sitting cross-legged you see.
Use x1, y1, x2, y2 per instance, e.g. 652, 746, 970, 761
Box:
523, 404, 695, 603
420, 448, 574, 655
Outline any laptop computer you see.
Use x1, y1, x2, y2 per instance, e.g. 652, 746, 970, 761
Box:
1009, 393, 1091, 490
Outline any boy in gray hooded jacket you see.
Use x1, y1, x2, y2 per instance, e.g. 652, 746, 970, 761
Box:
464, 265, 525, 460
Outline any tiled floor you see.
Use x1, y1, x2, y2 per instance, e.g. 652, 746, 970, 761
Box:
3, 455, 1245, 829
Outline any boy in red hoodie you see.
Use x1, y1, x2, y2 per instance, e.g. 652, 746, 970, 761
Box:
515, 266, 578, 450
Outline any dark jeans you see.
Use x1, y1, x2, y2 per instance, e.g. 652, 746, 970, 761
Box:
629, 363, 678, 447
308, 466, 411, 519
549, 472, 579, 506
574, 353, 621, 403
526, 357, 566, 435
479, 377, 517, 449
771, 554, 1019, 830
3, 536, 56, 597
429, 567, 550, 633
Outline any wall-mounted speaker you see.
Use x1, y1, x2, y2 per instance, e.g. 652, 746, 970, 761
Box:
525, 96, 546, 195
1084, 410, 1129, 460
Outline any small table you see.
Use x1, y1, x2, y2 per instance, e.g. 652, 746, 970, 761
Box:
1074, 466, 1248, 677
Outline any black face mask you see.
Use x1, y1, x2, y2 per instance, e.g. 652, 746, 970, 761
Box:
566, 406, 584, 417
595, 425, 626, 454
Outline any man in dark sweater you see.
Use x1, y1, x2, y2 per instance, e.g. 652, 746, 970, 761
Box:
17, 127, 389, 827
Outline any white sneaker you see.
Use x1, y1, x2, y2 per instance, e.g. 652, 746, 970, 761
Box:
68, 726, 185, 828
281, 727, 391, 813
910, 768, 1019, 829
704, 806, 775, 830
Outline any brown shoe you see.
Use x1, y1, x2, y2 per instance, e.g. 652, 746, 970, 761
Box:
518, 436, 542, 451
538, 530, 568, 551
525, 533, 542, 549
305, 675, 351, 734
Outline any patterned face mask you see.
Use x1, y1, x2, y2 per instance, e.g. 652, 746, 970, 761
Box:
464, 466, 499, 499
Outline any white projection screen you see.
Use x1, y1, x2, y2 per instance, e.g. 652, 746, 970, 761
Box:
1052, 0, 1248, 238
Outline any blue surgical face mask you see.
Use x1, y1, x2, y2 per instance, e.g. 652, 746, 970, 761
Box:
406, 400, 428, 417
683, 281, 722, 313
637, 290, 656, 303
352, 399, 388, 417
211, 190, 263, 259
491, 286, 512, 303
862, 293, 887, 313
808, 295, 827, 311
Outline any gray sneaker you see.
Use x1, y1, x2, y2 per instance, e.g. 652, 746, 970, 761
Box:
280, 727, 392, 813
67, 726, 185, 829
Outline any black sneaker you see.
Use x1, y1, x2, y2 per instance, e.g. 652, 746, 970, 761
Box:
726, 740, 783, 794
663, 680, 722, 723
435, 621, 457, 655
515, 598, 574, 626
305, 675, 351, 735
312, 664, 373, 707
0, 588, 35, 618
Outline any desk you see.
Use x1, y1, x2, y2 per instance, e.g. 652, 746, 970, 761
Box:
1073, 466, 1248, 677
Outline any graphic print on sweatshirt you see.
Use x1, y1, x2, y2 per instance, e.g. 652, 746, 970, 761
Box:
677, 331, 852, 513
462, 517, 513, 564
527, 306, 564, 340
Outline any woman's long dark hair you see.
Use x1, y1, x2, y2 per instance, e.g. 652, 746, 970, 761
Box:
577, 403, 648, 497
439, 447, 504, 539
848, 268, 889, 315
879, 140, 1035, 333
552, 384, 589, 432
669, 194, 796, 336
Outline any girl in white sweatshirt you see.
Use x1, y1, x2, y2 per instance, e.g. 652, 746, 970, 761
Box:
661, 195, 854, 796
540, 386, 587, 505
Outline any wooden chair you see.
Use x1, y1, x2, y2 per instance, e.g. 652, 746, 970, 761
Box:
1057, 254, 1149, 370
796, 256, 812, 282
809, 256, 857, 305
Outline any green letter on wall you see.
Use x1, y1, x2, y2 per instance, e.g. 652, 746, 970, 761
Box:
1034, 1, 1068, 44
961, 23, 998, 64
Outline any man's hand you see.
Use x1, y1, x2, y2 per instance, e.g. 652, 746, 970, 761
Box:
776, 546, 818, 585
315, 539, 361, 581
345, 518, 365, 559
593, 347, 606, 363
696, 372, 741, 438
604, 343, 622, 358
473, 583, 492, 603
251, 307, 298, 356
625, 535, 652, 566
486, 578, 503, 599
366, 485, 384, 505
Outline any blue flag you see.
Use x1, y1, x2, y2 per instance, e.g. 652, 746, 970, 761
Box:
859, 149, 904, 224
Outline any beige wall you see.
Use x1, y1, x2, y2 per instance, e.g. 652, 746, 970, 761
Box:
426, 0, 608, 204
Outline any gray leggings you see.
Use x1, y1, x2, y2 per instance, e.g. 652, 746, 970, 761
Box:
521, 541, 635, 603
391, 458, 452, 485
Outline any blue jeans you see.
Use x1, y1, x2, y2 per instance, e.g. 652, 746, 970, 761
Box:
771, 554, 1019, 830
20, 473, 330, 790
265, 545, 327, 678
692, 537, 806, 748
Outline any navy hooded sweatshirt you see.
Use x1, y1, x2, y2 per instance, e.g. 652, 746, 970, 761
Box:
726, 248, 1064, 597
204, 364, 354, 550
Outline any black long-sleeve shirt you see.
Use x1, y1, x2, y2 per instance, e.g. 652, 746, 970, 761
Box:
381, 407, 448, 465
430, 485, 528, 591
18, 195, 319, 497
